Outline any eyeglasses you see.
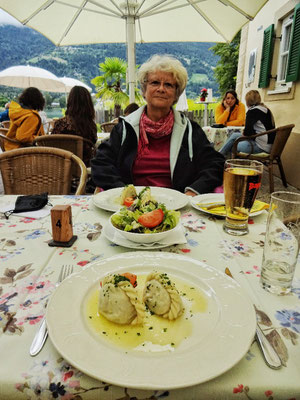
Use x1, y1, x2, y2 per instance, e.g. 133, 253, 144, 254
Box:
146, 80, 177, 91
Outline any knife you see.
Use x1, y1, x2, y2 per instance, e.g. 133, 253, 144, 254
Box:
30, 317, 48, 356
225, 268, 282, 369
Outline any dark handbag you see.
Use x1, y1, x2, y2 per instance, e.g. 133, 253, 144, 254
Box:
4, 192, 49, 219
211, 124, 226, 128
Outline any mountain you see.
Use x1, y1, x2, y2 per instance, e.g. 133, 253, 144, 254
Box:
0, 24, 220, 99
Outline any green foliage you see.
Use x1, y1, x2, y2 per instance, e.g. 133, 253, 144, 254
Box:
92, 57, 143, 116
210, 32, 241, 96
0, 94, 9, 107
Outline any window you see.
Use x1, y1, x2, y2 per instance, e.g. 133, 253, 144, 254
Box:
258, 3, 300, 91
275, 13, 293, 90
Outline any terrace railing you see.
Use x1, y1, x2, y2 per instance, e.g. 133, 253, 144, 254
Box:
101, 108, 215, 128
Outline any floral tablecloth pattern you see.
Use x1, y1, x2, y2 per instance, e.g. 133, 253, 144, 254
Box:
202, 126, 244, 151
1, 195, 300, 400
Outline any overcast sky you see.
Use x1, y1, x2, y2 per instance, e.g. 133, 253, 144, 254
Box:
0, 9, 22, 26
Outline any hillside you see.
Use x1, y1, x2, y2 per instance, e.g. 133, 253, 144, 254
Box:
0, 24, 220, 100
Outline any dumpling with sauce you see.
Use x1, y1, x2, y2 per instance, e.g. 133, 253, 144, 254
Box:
143, 272, 183, 320
98, 273, 144, 325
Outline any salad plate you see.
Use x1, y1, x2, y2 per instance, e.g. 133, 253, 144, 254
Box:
190, 193, 267, 218
92, 186, 189, 212
46, 252, 256, 390
103, 221, 187, 249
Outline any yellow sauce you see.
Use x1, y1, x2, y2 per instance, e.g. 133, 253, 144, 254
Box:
85, 275, 207, 351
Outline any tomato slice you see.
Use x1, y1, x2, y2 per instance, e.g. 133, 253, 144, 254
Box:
138, 209, 164, 228
123, 197, 135, 207
121, 272, 137, 287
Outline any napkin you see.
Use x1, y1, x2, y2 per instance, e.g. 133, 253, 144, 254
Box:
0, 204, 52, 219
112, 224, 187, 248
198, 200, 269, 216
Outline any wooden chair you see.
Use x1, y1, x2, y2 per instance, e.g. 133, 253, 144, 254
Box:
100, 122, 117, 133
0, 147, 87, 195
231, 124, 295, 193
0, 128, 34, 152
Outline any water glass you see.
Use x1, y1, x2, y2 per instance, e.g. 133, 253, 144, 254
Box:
223, 159, 263, 236
260, 191, 300, 295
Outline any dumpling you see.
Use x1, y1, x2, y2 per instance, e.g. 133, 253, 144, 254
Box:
119, 184, 137, 205
143, 272, 183, 320
98, 273, 144, 325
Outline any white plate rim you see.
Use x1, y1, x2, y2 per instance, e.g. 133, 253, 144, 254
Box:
92, 186, 189, 212
190, 193, 264, 217
46, 252, 256, 390
102, 221, 178, 249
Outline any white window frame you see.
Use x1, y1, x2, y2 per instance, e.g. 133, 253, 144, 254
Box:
273, 13, 293, 92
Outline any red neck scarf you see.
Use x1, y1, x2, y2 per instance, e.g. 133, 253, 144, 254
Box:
137, 109, 174, 159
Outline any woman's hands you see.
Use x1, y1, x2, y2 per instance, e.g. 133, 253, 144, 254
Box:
185, 190, 197, 197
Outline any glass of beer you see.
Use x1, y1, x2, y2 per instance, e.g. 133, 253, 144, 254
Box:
223, 159, 263, 236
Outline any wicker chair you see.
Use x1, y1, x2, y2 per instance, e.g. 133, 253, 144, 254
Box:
1, 120, 10, 129
0, 128, 34, 152
231, 124, 295, 193
100, 122, 117, 133
34, 134, 96, 163
0, 147, 87, 195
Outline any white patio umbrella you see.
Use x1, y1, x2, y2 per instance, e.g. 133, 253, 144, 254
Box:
176, 89, 188, 112
0, 65, 66, 92
0, 0, 269, 101
59, 76, 92, 93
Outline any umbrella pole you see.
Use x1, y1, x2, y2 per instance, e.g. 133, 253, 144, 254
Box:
126, 15, 136, 103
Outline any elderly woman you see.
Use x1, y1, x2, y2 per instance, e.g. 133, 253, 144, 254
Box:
215, 89, 246, 127
91, 54, 224, 196
5, 87, 45, 151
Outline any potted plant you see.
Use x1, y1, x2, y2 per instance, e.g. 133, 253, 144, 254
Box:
200, 88, 208, 102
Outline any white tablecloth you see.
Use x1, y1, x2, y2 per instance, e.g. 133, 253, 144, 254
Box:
0, 194, 300, 399
202, 126, 244, 151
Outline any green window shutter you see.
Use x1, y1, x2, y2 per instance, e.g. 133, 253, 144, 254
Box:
286, 3, 300, 82
258, 24, 275, 88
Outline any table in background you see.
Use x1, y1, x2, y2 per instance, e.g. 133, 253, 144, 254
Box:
0, 195, 300, 399
202, 126, 244, 151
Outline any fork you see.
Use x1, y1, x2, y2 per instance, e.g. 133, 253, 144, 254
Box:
30, 265, 74, 357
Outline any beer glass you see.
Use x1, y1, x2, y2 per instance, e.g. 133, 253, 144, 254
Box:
223, 159, 263, 236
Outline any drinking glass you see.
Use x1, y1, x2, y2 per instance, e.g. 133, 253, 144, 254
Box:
260, 191, 300, 295
223, 159, 263, 236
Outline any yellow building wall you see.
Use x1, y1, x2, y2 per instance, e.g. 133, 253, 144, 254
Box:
236, 0, 300, 188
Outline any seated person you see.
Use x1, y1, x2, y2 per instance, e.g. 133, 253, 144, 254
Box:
0, 102, 10, 123
111, 102, 140, 123
91, 54, 225, 196
52, 86, 97, 166
215, 90, 246, 127
5, 88, 45, 151
219, 90, 275, 156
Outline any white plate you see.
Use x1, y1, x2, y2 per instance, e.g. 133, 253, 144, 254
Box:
103, 221, 187, 249
47, 252, 256, 390
92, 186, 189, 212
190, 193, 264, 218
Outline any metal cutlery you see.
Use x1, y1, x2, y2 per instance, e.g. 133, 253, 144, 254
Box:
225, 267, 282, 369
30, 264, 74, 357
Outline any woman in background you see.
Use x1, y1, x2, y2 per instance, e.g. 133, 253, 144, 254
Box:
215, 89, 246, 127
219, 90, 275, 156
5, 87, 45, 151
52, 86, 97, 166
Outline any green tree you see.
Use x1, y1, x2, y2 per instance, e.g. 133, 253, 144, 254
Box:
210, 31, 241, 96
91, 57, 142, 117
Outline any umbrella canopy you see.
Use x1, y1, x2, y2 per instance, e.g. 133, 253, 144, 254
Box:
0, 65, 66, 92
0, 0, 269, 101
59, 76, 92, 93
